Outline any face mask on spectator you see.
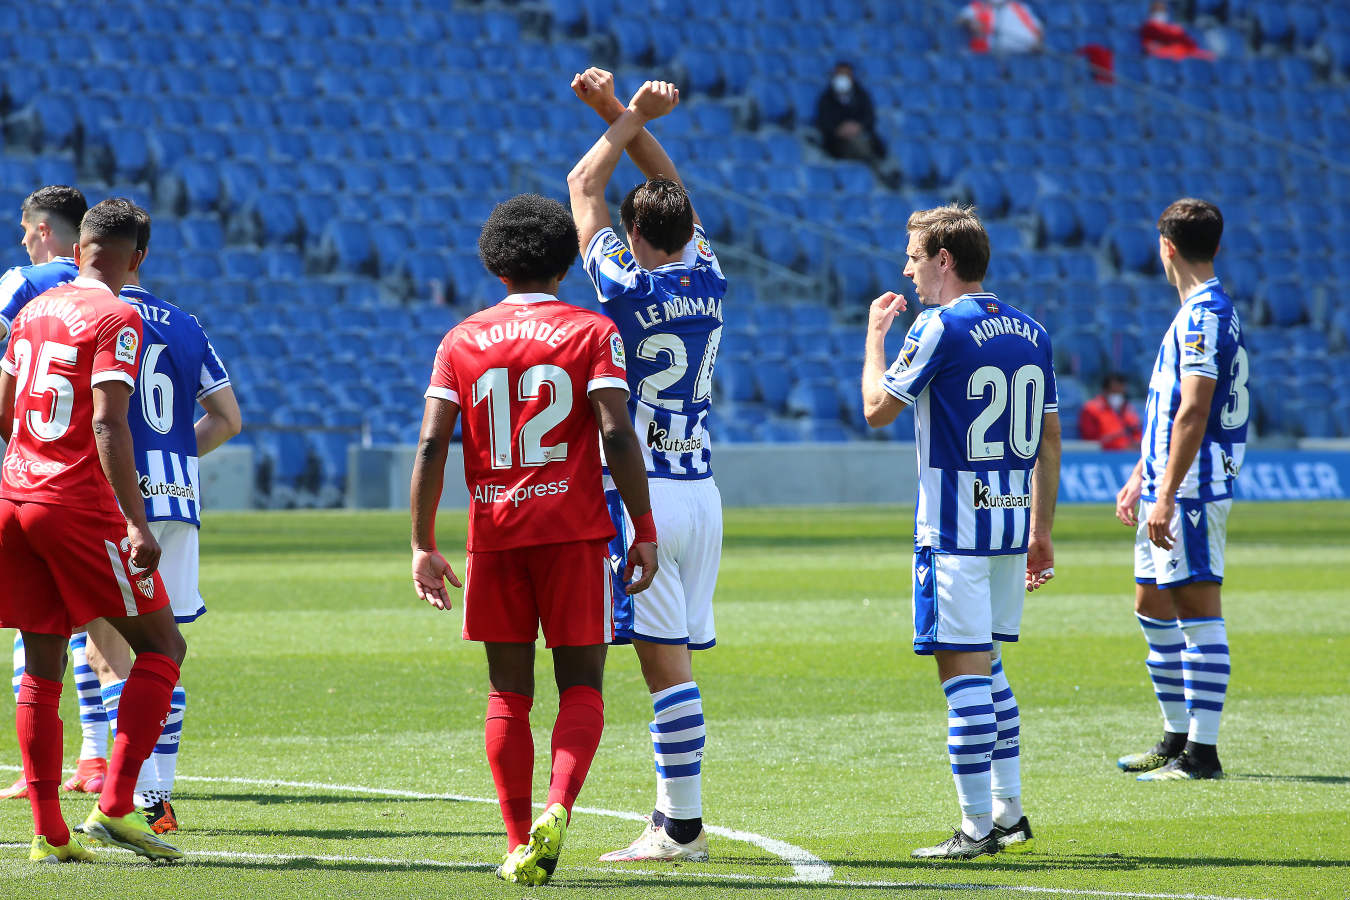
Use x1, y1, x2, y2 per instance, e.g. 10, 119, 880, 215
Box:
1108, 392, 1126, 410
832, 74, 853, 94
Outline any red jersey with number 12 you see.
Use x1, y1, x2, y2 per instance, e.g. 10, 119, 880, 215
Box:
427, 294, 629, 552
1, 278, 143, 515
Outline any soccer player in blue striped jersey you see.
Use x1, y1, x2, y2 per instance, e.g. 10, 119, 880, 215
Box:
1114, 199, 1245, 782
862, 205, 1060, 861
0, 185, 114, 803
569, 69, 724, 863
81, 205, 241, 832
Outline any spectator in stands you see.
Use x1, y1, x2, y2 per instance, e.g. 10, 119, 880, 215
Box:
1139, 2, 1214, 60
1079, 373, 1143, 450
959, 0, 1044, 54
814, 62, 887, 166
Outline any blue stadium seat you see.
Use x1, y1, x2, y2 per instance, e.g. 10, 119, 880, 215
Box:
1107, 226, 1158, 275
1035, 196, 1079, 247
786, 379, 843, 420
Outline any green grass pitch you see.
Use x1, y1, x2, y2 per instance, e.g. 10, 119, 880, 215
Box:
0, 501, 1346, 899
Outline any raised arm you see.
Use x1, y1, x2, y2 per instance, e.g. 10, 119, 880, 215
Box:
571, 69, 699, 225
410, 396, 463, 609
195, 385, 242, 455
861, 292, 908, 427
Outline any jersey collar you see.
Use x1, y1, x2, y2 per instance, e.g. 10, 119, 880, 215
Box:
949, 290, 998, 308
1184, 277, 1221, 302
502, 293, 558, 305
70, 276, 114, 295
52, 256, 76, 265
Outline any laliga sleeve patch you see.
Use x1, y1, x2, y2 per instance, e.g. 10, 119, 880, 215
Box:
899, 337, 921, 368
1182, 329, 1206, 359
696, 235, 715, 261
610, 332, 627, 370
602, 235, 635, 270
115, 326, 139, 364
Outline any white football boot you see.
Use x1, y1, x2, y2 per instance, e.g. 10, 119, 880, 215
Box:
599, 819, 709, 862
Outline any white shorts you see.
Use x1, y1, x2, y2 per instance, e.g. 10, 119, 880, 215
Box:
606, 477, 722, 650
150, 520, 205, 623
1134, 498, 1230, 589
912, 547, 1025, 655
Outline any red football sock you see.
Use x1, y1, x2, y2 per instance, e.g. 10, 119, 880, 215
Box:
547, 685, 604, 819
17, 673, 68, 845
101, 652, 179, 818
485, 691, 534, 849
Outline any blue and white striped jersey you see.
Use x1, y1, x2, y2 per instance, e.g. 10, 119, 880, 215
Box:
583, 224, 726, 480
120, 285, 231, 527
881, 292, 1058, 556
1140, 277, 1248, 502
0, 256, 78, 334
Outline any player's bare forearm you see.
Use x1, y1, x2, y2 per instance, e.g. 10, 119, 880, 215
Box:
568, 109, 650, 250
410, 399, 457, 551
91, 383, 150, 529
1030, 411, 1062, 538
194, 385, 242, 455
861, 292, 906, 427
1156, 377, 1215, 498
591, 388, 652, 519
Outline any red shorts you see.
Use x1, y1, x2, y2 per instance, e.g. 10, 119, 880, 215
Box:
462, 539, 614, 648
0, 500, 169, 636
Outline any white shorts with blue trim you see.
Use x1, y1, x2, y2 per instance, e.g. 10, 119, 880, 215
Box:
912, 547, 1025, 655
150, 520, 206, 623
606, 477, 722, 650
1134, 498, 1230, 589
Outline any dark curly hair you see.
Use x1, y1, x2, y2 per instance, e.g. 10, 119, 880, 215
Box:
80, 197, 142, 246
620, 179, 693, 254
22, 185, 87, 238
477, 193, 578, 284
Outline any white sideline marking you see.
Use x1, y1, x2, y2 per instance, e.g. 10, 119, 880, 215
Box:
0, 765, 830, 883
0, 768, 1279, 898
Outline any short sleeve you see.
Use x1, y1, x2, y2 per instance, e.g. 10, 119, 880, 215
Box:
197, 321, 232, 399
0, 268, 34, 334
586, 320, 630, 395
880, 311, 946, 405
425, 331, 459, 404
91, 305, 142, 389
1179, 305, 1220, 380
679, 224, 726, 283
0, 331, 16, 376
1041, 330, 1059, 413
583, 227, 657, 303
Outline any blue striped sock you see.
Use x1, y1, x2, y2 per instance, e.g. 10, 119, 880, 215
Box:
149, 685, 187, 802
1137, 614, 1188, 734
69, 632, 110, 760
650, 681, 704, 821
1180, 618, 1229, 745
12, 633, 24, 700
100, 679, 125, 738
944, 674, 995, 838
989, 658, 1022, 824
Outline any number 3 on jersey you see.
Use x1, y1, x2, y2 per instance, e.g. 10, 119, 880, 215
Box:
473, 365, 573, 469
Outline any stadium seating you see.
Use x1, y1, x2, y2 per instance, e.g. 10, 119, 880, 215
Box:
0, 0, 1344, 506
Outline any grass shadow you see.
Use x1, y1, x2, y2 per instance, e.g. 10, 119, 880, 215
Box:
1226, 773, 1350, 786
201, 827, 498, 840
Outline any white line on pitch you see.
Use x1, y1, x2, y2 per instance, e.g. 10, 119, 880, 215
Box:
0, 765, 832, 883
0, 768, 1282, 900
0, 842, 1278, 900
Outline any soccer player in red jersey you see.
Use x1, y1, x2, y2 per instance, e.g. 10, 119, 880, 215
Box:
0, 198, 185, 863
410, 193, 659, 886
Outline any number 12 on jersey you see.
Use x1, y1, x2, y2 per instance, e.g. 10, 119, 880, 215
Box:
473, 365, 573, 469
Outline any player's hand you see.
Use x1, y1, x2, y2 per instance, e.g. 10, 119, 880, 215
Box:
1026, 533, 1054, 591
125, 522, 161, 578
571, 67, 619, 114
1146, 496, 1175, 550
629, 81, 679, 121
867, 291, 906, 336
1115, 471, 1142, 526
412, 547, 461, 610
624, 541, 658, 593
